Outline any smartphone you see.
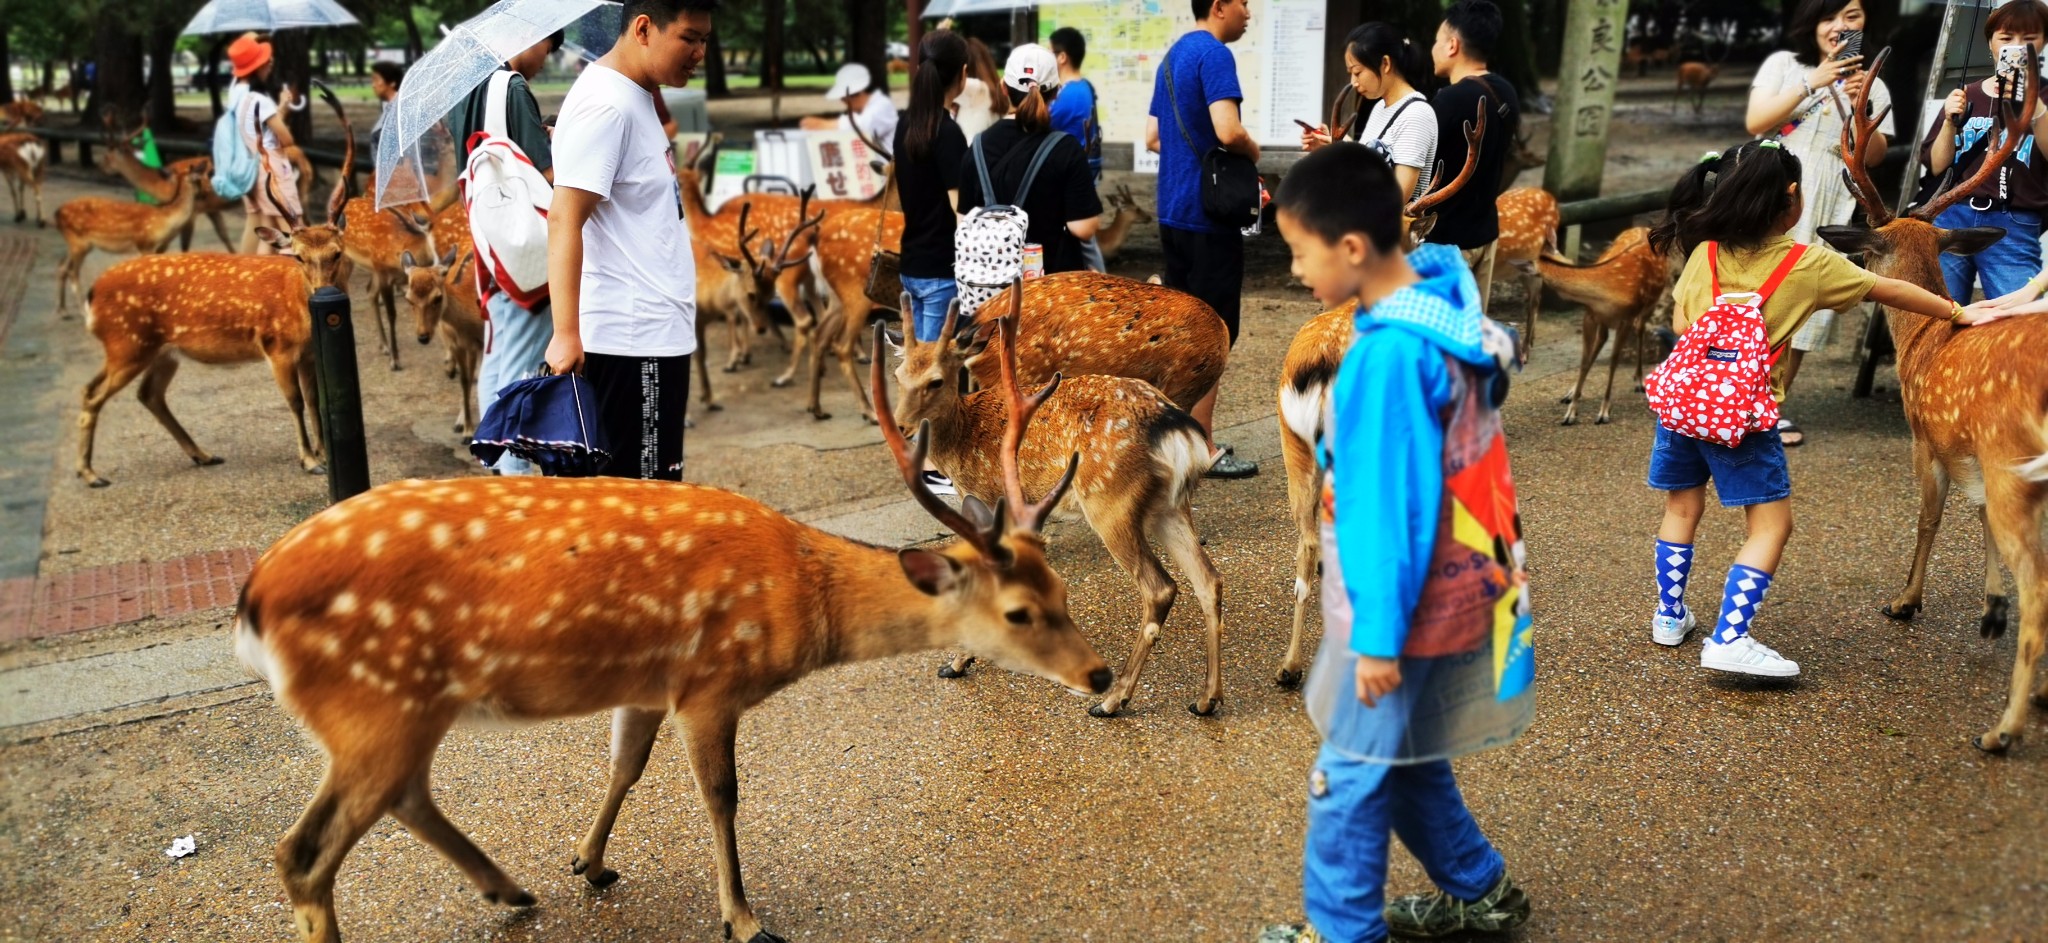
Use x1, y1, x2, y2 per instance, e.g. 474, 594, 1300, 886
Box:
1293, 118, 1320, 133
1999, 43, 2031, 101
1832, 29, 1864, 69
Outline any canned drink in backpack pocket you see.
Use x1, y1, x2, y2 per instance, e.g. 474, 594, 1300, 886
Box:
1022, 243, 1045, 279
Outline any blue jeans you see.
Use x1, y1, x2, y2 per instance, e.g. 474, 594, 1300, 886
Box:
1646, 424, 1791, 507
1935, 202, 2042, 302
477, 292, 554, 476
1303, 743, 1505, 943
901, 274, 958, 343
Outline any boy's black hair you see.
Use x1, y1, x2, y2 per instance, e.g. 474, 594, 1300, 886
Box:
1442, 0, 1503, 64
1647, 140, 1805, 258
1049, 27, 1086, 69
621, 0, 718, 33
1274, 142, 1403, 251
370, 61, 405, 88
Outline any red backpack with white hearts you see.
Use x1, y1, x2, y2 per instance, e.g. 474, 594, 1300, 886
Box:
1642, 241, 1805, 448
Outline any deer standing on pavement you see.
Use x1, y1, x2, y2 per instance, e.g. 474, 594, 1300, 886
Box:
99, 122, 237, 251
1097, 183, 1153, 262
0, 131, 45, 227
1821, 54, 2048, 753
53, 162, 207, 315
1492, 186, 1561, 357
885, 289, 1224, 716
1523, 226, 1670, 425
403, 247, 483, 435
965, 271, 1228, 409
232, 387, 1109, 943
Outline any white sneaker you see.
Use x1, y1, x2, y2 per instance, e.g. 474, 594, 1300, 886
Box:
1651, 607, 1695, 646
1700, 635, 1800, 677
921, 471, 958, 497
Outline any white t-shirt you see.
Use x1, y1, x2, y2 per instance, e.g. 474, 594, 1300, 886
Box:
552, 63, 697, 358
1751, 50, 1894, 240
1360, 91, 1437, 202
843, 92, 900, 150
235, 84, 282, 152
953, 79, 1001, 142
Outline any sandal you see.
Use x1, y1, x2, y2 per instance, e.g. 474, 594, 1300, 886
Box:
1776, 418, 1805, 447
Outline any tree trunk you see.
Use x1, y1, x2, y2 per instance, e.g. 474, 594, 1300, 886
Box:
1493, 0, 1543, 107
704, 30, 730, 97
273, 30, 315, 147
763, 0, 785, 90
907, 0, 924, 71
146, 19, 179, 132
90, 20, 146, 127
402, 4, 427, 62
0, 29, 14, 103
845, 0, 888, 92
207, 39, 226, 119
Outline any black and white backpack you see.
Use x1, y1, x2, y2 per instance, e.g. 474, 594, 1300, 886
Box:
954, 129, 1066, 316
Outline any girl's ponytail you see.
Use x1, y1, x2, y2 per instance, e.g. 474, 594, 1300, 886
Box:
1649, 141, 1804, 258
1649, 153, 1721, 258
1013, 83, 1052, 133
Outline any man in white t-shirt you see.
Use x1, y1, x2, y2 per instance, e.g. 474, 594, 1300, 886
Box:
544, 0, 713, 481
799, 63, 899, 154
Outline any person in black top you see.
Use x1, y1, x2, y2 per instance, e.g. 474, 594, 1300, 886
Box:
1427, 0, 1520, 312
955, 43, 1102, 278
894, 30, 974, 344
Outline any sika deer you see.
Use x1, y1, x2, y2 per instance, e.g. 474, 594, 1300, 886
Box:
339, 196, 445, 371
99, 123, 237, 251
1525, 226, 1671, 425
1821, 53, 2048, 752
0, 97, 44, 130
0, 131, 47, 227
1097, 183, 1153, 262
54, 162, 206, 315
884, 289, 1224, 716
965, 271, 1228, 409
1494, 186, 1561, 358
403, 247, 483, 435
233, 403, 1108, 943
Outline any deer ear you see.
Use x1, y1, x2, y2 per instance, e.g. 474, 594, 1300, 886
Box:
711, 252, 744, 273
402, 250, 418, 269
898, 548, 964, 596
254, 226, 292, 250
439, 246, 458, 268
883, 326, 905, 352
956, 320, 997, 358
1938, 225, 2007, 257
1408, 213, 1438, 243
1815, 225, 1884, 258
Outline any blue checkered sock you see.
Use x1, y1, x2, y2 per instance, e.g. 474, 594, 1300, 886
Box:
1711, 564, 1774, 644
1655, 540, 1694, 619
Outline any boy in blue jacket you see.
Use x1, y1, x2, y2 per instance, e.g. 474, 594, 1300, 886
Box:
1260, 143, 1536, 943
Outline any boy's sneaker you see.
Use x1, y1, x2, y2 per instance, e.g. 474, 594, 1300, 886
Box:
1700, 634, 1800, 677
1386, 872, 1530, 938
1652, 606, 1696, 646
1256, 924, 1322, 943
920, 470, 957, 497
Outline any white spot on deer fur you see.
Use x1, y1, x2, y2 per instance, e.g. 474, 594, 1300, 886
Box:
371, 600, 397, 629
462, 642, 483, 661
400, 509, 426, 530
465, 519, 487, 541
318, 635, 341, 658
410, 610, 434, 632
366, 531, 388, 558
733, 621, 762, 641
429, 523, 454, 549
329, 591, 359, 616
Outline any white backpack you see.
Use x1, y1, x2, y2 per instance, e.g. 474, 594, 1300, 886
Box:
464, 71, 552, 309
954, 130, 1066, 316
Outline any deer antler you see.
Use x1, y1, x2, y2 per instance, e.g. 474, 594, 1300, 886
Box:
734, 201, 760, 271
992, 281, 1078, 532
1913, 43, 2037, 222
768, 187, 825, 274
866, 319, 1003, 558
314, 80, 354, 227
1407, 97, 1488, 218
1327, 84, 1362, 142
1832, 48, 1896, 225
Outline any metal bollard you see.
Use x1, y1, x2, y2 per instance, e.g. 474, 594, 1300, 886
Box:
307, 286, 370, 503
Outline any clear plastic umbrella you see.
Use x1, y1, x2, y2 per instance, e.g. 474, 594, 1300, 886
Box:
182, 0, 359, 35
376, 0, 622, 209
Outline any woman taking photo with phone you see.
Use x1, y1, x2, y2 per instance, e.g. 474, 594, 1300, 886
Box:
1922, 0, 2048, 309
1742, 0, 1892, 447
1300, 22, 1437, 203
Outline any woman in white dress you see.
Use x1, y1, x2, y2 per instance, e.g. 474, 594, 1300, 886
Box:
1300, 22, 1438, 204
1744, 0, 1891, 445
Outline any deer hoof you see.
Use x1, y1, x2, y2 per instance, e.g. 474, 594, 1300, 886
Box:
770, 376, 794, 388
84, 474, 111, 489
746, 932, 790, 943
1275, 667, 1303, 689
1188, 697, 1221, 717
2030, 690, 2048, 711
1973, 731, 2014, 754
1981, 595, 2011, 639
193, 454, 224, 467
1595, 415, 1611, 425
1559, 415, 1577, 427
936, 662, 971, 679
1087, 702, 1122, 718
1880, 603, 1919, 621
722, 364, 739, 374
707, 401, 724, 412
811, 410, 832, 421
483, 888, 537, 907
1557, 394, 1574, 404
585, 867, 620, 889
307, 463, 328, 476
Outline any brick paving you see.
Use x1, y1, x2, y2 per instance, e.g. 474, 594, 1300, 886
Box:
0, 546, 260, 642
0, 231, 32, 351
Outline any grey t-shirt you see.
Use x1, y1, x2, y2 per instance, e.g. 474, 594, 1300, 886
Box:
448, 71, 553, 174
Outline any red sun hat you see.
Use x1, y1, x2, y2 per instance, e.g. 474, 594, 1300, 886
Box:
229, 33, 273, 78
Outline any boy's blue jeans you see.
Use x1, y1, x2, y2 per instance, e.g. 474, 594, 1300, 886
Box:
477, 292, 554, 476
1304, 743, 1505, 943
902, 274, 959, 343
1934, 202, 2042, 303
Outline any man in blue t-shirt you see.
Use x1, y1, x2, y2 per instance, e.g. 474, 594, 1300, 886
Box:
1147, 0, 1260, 479
1049, 26, 1107, 273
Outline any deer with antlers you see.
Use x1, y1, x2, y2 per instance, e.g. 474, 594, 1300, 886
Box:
1819, 51, 2048, 752
98, 121, 238, 251
884, 288, 1223, 717
232, 395, 1109, 943
1520, 226, 1671, 425
1274, 104, 1485, 686
53, 162, 209, 316
1097, 183, 1153, 262
705, 195, 822, 377
74, 82, 360, 487
0, 131, 45, 227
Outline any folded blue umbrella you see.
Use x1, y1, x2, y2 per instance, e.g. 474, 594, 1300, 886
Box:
469, 373, 612, 477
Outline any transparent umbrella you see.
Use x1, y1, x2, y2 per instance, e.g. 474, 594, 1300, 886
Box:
376, 0, 621, 209
182, 0, 359, 35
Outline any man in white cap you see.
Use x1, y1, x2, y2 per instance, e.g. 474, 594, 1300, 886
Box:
800, 62, 900, 151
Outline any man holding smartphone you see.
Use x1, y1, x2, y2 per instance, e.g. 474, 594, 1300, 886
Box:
1923, 0, 2048, 310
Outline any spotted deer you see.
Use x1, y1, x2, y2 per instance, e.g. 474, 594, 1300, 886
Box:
0, 131, 45, 227
0, 97, 44, 129
775, 202, 904, 422
402, 246, 483, 435
54, 162, 207, 315
1274, 109, 1486, 686
1820, 55, 2048, 753
1493, 186, 1560, 357
74, 81, 359, 487
965, 271, 1228, 409
1522, 226, 1670, 425
1097, 183, 1153, 262
232, 388, 1110, 943
884, 288, 1223, 717
340, 194, 456, 372
704, 195, 822, 382
99, 122, 237, 251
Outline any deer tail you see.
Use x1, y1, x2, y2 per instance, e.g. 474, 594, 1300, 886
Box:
232, 581, 277, 686
1150, 408, 1211, 510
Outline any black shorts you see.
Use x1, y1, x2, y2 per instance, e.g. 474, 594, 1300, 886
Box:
582, 351, 691, 481
1159, 223, 1245, 345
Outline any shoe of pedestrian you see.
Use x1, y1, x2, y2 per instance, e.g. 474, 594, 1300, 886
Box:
921, 470, 958, 497
1255, 924, 1322, 943
1386, 872, 1530, 938
1700, 634, 1800, 677
1651, 606, 1696, 646
1205, 446, 1259, 479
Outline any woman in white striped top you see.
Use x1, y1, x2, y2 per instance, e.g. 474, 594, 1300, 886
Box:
1302, 23, 1439, 203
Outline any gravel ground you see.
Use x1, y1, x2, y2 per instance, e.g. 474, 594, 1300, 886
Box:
2, 123, 2045, 943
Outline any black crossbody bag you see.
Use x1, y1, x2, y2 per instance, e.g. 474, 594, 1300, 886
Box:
1163, 58, 1261, 229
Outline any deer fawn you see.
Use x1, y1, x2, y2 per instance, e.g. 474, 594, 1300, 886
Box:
99, 121, 237, 251
964, 270, 1228, 409
234, 386, 1109, 943
884, 288, 1224, 716
1820, 57, 2048, 752
1522, 226, 1670, 425
54, 162, 207, 315
1097, 183, 1153, 262
1492, 186, 1561, 359
402, 247, 483, 435
0, 131, 47, 227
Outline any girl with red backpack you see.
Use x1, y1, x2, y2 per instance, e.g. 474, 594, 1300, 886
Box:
1642, 140, 2003, 678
